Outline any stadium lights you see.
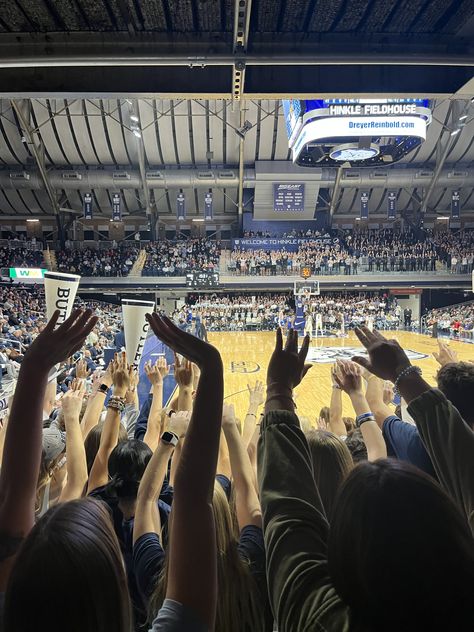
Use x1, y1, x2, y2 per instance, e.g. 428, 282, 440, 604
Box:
450, 128, 461, 136
436, 216, 450, 220
192, 218, 205, 222
26, 218, 40, 222
459, 114, 468, 120
130, 114, 139, 122
132, 129, 142, 138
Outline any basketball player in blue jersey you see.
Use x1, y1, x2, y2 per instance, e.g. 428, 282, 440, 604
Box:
293, 298, 306, 335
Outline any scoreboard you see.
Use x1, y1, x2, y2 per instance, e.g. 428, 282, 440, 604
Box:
186, 270, 220, 288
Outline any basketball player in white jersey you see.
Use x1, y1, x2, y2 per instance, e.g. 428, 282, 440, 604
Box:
304, 310, 313, 338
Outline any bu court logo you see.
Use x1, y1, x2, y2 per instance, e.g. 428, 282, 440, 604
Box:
230, 361, 260, 374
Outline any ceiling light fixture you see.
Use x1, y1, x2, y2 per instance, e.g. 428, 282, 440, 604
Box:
130, 114, 139, 122
450, 128, 461, 136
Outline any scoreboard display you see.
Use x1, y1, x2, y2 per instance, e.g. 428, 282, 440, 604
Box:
186, 270, 220, 288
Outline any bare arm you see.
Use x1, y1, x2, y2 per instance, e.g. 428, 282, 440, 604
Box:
335, 360, 387, 461
175, 354, 193, 412
364, 372, 394, 428
0, 309, 97, 590
328, 365, 346, 436
242, 381, 264, 446
81, 366, 113, 439
87, 353, 129, 494
59, 380, 88, 502
134, 411, 190, 544
222, 404, 262, 529
143, 358, 169, 450
146, 314, 223, 630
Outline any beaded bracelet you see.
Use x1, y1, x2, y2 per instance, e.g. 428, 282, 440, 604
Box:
107, 397, 126, 413
393, 365, 422, 394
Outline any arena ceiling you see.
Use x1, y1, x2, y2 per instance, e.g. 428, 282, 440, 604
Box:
0, 0, 473, 222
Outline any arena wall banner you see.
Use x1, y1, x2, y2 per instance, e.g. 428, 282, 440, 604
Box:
232, 237, 339, 252
122, 298, 155, 368
44, 271, 81, 326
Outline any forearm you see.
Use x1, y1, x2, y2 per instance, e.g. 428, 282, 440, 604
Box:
397, 371, 432, 405
242, 403, 259, 446
134, 442, 174, 543
81, 392, 107, 439
87, 404, 122, 493
0, 361, 48, 532
329, 387, 345, 436
223, 424, 261, 527
143, 387, 165, 450
365, 375, 393, 428
60, 414, 88, 501
349, 391, 387, 461
177, 386, 193, 412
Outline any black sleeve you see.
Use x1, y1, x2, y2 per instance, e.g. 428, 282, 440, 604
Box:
133, 532, 166, 603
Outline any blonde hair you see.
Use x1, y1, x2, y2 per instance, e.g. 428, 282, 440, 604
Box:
306, 429, 353, 519
149, 482, 263, 631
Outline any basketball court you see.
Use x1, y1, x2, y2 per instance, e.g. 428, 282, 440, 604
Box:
205, 330, 473, 422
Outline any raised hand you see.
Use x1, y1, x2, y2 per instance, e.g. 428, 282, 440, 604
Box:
352, 326, 411, 382
247, 380, 264, 408
62, 378, 86, 419
267, 328, 312, 391
382, 381, 394, 405
25, 309, 98, 372
128, 366, 139, 391
146, 313, 221, 371
333, 360, 363, 395
75, 357, 90, 379
433, 339, 458, 367
167, 410, 191, 438
111, 351, 130, 395
174, 354, 193, 388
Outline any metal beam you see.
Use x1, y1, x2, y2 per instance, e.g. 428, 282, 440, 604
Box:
234, 0, 253, 230
10, 99, 64, 245
329, 168, 343, 218
422, 100, 470, 213
130, 99, 156, 237
2, 165, 474, 190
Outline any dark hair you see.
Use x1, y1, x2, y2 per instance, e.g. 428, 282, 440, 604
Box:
4, 498, 132, 632
328, 459, 474, 631
436, 361, 474, 427
344, 428, 367, 463
107, 439, 152, 500
84, 421, 128, 474
306, 430, 352, 518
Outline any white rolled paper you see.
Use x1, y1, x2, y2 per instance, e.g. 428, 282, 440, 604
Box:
122, 298, 155, 368
44, 271, 81, 326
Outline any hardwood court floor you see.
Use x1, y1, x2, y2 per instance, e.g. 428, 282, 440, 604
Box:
206, 330, 474, 423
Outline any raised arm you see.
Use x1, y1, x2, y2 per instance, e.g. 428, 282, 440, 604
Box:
146, 314, 223, 630
142, 358, 169, 451
0, 308, 97, 590
134, 411, 190, 544
259, 330, 348, 629
242, 381, 264, 447
87, 352, 130, 494
80, 365, 113, 440
59, 379, 88, 502
328, 364, 346, 437
222, 403, 261, 529
175, 355, 193, 412
352, 326, 474, 532
334, 360, 387, 461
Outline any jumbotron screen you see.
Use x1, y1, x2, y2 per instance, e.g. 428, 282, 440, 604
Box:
186, 271, 220, 288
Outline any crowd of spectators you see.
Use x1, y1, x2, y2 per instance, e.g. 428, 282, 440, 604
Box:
142, 239, 221, 276
172, 291, 401, 333
56, 246, 139, 277
230, 228, 474, 276
426, 301, 474, 339
0, 245, 44, 270
0, 295, 471, 632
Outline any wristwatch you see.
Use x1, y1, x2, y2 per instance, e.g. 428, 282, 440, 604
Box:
99, 384, 110, 394
161, 431, 179, 447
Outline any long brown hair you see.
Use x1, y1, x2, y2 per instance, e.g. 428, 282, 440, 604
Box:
5, 498, 132, 632
306, 429, 353, 519
149, 482, 263, 631
329, 459, 474, 631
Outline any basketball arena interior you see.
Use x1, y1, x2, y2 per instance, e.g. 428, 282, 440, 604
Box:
0, 2, 473, 631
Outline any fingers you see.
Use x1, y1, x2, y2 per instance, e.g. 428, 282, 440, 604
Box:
298, 334, 310, 362
44, 310, 60, 332
302, 363, 312, 379
354, 326, 370, 348
352, 355, 372, 372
